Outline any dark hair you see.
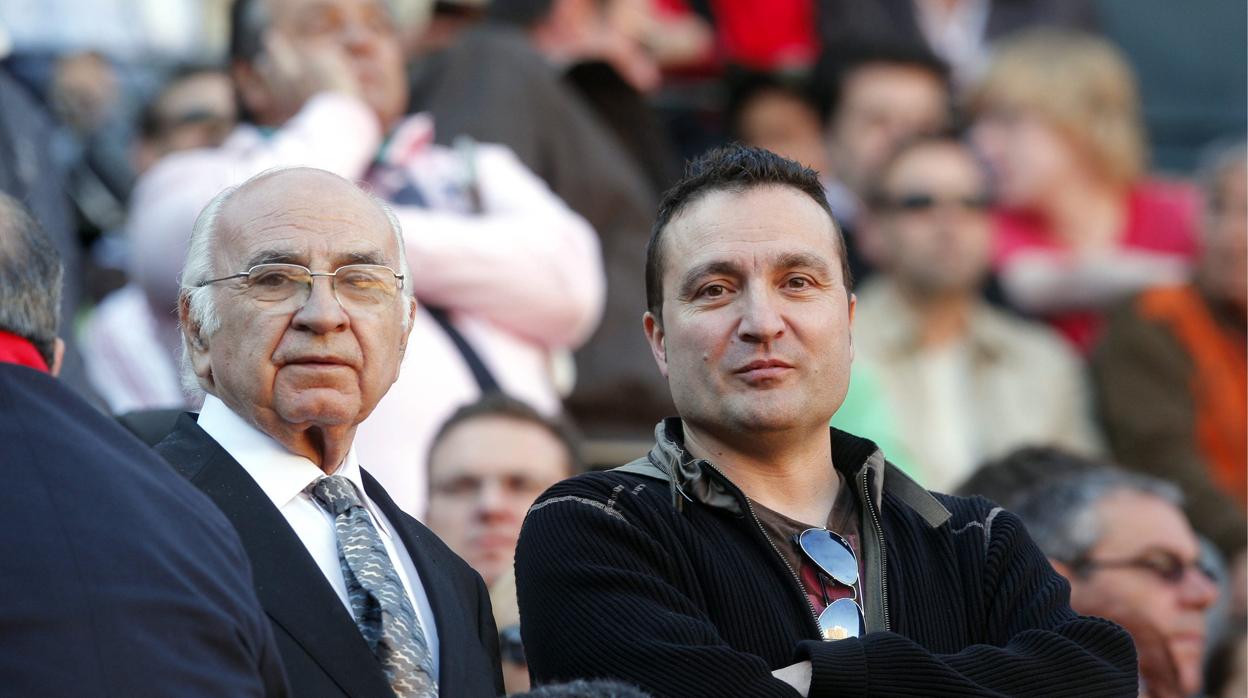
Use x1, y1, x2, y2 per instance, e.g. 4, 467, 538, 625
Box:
644, 144, 850, 320
954, 446, 1108, 511
229, 0, 270, 66
724, 69, 820, 140
427, 393, 583, 476
0, 193, 64, 368
485, 0, 556, 27
512, 679, 652, 698
811, 41, 951, 126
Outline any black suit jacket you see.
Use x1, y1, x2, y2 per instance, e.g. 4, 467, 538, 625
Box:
0, 365, 288, 696
154, 414, 503, 697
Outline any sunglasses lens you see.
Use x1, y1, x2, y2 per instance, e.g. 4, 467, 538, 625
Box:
818, 598, 865, 641
799, 529, 858, 587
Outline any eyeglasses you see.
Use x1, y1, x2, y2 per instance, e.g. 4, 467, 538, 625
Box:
797, 528, 866, 641
198, 263, 405, 310
1072, 550, 1216, 586
879, 192, 993, 214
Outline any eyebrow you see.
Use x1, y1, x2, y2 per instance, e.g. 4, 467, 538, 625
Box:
774, 252, 834, 278
243, 248, 390, 270
676, 260, 742, 299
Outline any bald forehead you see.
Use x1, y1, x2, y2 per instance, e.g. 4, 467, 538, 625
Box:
219, 169, 398, 263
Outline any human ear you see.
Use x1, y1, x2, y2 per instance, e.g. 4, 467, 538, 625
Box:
643, 311, 668, 379
178, 292, 214, 387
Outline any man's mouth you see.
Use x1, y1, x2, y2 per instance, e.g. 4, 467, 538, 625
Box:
734, 359, 795, 381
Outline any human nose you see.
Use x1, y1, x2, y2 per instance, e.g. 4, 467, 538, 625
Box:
1179, 566, 1219, 609
737, 286, 785, 343
476, 481, 510, 519
291, 275, 349, 333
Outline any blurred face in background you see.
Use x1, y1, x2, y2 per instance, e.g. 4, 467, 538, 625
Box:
971, 107, 1086, 209
135, 71, 237, 174
1067, 491, 1219, 697
425, 415, 572, 587
245, 0, 408, 128
1200, 158, 1248, 311
867, 141, 992, 295
736, 88, 829, 175
825, 63, 949, 196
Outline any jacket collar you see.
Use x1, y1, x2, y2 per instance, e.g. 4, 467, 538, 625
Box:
644, 418, 950, 528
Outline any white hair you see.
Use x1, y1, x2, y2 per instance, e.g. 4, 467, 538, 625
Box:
178, 167, 414, 396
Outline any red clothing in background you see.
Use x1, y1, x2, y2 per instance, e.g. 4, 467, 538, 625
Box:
993, 180, 1199, 351
656, 0, 818, 70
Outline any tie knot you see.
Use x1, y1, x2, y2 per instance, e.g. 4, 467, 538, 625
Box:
308, 475, 364, 517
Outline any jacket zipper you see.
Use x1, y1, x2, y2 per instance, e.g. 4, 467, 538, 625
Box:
861, 474, 890, 632
703, 460, 825, 640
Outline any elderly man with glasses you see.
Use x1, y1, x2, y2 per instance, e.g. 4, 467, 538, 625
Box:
514, 146, 1137, 697
155, 167, 503, 697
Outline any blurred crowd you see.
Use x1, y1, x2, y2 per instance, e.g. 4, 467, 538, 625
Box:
0, 0, 1243, 696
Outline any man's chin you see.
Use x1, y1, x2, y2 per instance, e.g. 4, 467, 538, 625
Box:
274, 392, 363, 428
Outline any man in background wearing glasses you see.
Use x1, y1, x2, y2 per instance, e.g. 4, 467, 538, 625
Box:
156, 167, 502, 697
514, 145, 1136, 697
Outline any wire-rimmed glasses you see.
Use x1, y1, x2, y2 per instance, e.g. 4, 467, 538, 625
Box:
198, 263, 405, 311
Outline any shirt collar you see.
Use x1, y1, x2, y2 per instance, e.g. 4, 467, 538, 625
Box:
197, 395, 392, 537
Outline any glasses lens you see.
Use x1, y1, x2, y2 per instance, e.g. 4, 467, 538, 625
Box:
247, 264, 309, 302
894, 193, 936, 212
334, 265, 399, 306
818, 598, 865, 641
799, 529, 858, 587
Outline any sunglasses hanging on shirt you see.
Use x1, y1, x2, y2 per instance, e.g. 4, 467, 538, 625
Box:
797, 528, 866, 641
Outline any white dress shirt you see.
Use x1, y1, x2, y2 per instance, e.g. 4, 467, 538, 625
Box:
197, 395, 440, 679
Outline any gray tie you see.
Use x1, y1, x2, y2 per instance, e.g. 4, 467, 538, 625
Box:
308, 475, 437, 697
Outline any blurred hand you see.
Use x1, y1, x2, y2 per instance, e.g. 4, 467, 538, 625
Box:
1080, 597, 1183, 698
259, 32, 361, 105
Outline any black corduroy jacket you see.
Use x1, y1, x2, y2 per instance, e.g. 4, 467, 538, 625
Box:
515, 420, 1138, 697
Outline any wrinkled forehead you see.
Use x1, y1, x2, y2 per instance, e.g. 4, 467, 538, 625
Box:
218, 175, 399, 268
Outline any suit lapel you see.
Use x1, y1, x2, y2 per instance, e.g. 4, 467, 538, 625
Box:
156, 416, 394, 697
362, 470, 467, 693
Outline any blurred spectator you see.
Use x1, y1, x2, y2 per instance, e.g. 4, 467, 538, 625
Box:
1091, 141, 1246, 561
132, 66, 237, 175
810, 41, 952, 280
954, 444, 1098, 507
423, 394, 580, 694
425, 394, 580, 588
970, 29, 1199, 352
0, 62, 98, 403
817, 0, 1099, 89
89, 0, 604, 519
842, 134, 1099, 490
410, 0, 677, 451
1011, 466, 1219, 698
726, 71, 828, 175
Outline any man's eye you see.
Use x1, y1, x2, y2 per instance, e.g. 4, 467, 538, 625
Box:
252, 271, 298, 287
785, 276, 812, 290
699, 284, 728, 298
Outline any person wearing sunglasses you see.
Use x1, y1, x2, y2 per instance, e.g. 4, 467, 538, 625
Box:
515, 145, 1136, 697
837, 133, 1101, 492
1013, 467, 1220, 698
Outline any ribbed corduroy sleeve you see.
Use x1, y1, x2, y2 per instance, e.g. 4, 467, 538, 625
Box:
796, 508, 1138, 697
515, 477, 805, 697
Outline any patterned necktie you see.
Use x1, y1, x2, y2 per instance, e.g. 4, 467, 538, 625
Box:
308, 475, 437, 697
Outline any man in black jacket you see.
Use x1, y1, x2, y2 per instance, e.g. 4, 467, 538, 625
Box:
515, 145, 1138, 696
0, 193, 287, 696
